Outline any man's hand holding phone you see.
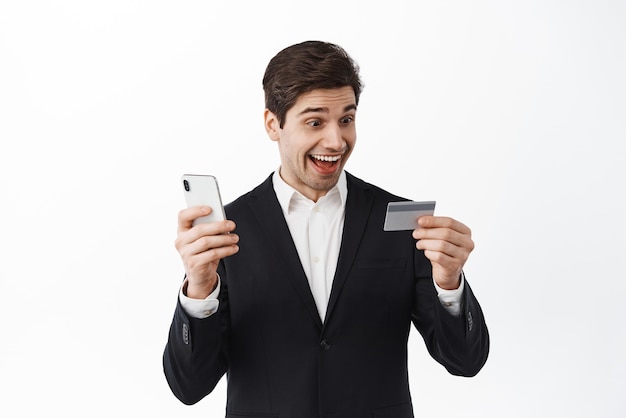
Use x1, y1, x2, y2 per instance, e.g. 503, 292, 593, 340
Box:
175, 206, 239, 299
175, 174, 238, 299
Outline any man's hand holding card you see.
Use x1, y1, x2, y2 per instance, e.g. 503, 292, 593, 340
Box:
384, 200, 474, 290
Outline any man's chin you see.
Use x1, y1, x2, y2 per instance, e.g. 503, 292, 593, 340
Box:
308, 174, 341, 192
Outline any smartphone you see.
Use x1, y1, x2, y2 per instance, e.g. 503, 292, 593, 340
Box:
181, 174, 226, 226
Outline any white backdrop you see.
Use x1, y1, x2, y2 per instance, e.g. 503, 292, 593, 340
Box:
1, 1, 625, 417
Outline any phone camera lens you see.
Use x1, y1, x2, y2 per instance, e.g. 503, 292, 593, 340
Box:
183, 179, 190, 191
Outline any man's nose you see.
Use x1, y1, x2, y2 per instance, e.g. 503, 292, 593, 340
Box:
321, 124, 345, 150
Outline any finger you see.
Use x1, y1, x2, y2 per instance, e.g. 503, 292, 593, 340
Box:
423, 249, 456, 268
177, 206, 213, 233
182, 232, 240, 259
187, 220, 237, 242
422, 249, 464, 278
417, 216, 471, 235
413, 226, 470, 248
180, 233, 239, 279
413, 228, 475, 255
176, 227, 238, 259
176, 220, 237, 250
185, 242, 240, 273
416, 238, 465, 260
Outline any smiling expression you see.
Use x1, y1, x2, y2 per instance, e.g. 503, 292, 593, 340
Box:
264, 86, 357, 202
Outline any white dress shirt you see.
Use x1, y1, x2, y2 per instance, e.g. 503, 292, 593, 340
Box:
273, 170, 347, 321
180, 169, 464, 319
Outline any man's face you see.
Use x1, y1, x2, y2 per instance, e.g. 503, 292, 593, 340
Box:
264, 86, 357, 202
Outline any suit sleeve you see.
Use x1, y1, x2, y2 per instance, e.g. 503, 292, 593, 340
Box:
411, 251, 490, 377
162, 271, 230, 405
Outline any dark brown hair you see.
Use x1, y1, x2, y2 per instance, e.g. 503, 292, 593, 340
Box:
262, 40, 363, 128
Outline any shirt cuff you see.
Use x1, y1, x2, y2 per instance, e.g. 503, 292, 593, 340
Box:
179, 275, 221, 319
433, 272, 465, 317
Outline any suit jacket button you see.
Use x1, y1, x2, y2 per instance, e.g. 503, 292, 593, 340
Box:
320, 340, 331, 351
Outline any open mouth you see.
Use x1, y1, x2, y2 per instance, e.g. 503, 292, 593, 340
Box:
309, 154, 342, 174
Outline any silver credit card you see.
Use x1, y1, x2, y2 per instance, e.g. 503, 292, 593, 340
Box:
383, 201, 436, 231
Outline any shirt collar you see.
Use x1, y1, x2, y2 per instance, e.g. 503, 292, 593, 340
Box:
272, 168, 347, 215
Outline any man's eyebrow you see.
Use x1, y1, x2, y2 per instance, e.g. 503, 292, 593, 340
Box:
297, 107, 327, 116
296, 104, 357, 117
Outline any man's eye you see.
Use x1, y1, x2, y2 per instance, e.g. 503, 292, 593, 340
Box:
308, 120, 322, 127
341, 116, 354, 124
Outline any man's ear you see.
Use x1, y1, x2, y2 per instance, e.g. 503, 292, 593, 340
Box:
264, 109, 280, 141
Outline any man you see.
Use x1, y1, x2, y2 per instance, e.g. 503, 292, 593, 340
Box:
164, 40, 489, 418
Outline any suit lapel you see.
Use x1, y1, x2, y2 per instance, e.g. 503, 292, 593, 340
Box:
324, 173, 374, 324
248, 175, 323, 329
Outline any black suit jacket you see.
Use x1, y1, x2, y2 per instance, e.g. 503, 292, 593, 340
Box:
164, 172, 489, 418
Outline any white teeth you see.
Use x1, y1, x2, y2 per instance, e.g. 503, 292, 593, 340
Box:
311, 154, 340, 162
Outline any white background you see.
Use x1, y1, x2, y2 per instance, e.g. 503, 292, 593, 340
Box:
1, 1, 625, 416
